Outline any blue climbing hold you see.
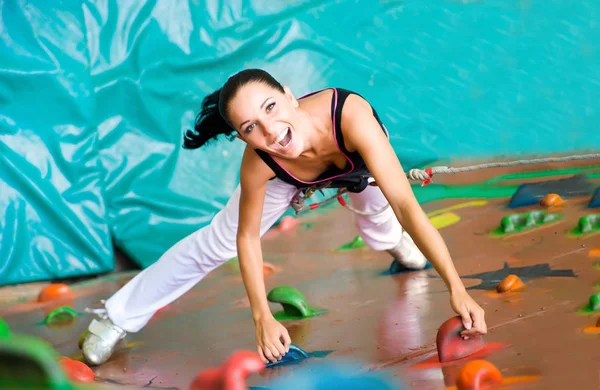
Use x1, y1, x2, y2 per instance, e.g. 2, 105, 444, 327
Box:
382, 259, 433, 275
507, 175, 595, 208
265, 344, 309, 368
589, 188, 600, 208
262, 359, 405, 390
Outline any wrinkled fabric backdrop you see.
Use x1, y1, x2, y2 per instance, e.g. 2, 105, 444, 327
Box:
1, 0, 598, 285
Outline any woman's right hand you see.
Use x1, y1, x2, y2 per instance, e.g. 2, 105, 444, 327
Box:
255, 315, 291, 363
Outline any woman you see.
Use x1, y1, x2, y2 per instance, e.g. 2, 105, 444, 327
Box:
81, 69, 487, 366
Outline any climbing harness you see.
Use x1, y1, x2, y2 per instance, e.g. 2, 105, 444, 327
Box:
291, 152, 600, 216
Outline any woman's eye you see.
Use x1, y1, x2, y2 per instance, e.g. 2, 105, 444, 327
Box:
245, 123, 255, 133
266, 102, 275, 112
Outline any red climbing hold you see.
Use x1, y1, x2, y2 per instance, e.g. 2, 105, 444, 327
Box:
436, 316, 485, 363
190, 350, 265, 390
59, 357, 95, 383
222, 350, 265, 390
38, 283, 72, 303
190, 367, 223, 390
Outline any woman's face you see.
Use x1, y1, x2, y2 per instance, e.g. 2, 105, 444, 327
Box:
227, 82, 304, 159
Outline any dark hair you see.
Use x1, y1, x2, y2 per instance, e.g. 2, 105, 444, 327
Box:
182, 69, 285, 149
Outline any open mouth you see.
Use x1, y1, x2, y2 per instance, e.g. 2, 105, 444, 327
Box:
275, 127, 292, 149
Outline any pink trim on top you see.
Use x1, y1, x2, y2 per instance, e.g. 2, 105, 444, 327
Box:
268, 88, 355, 185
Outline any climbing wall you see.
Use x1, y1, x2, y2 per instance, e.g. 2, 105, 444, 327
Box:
1, 160, 600, 389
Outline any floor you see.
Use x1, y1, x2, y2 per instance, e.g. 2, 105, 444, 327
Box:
1, 158, 600, 389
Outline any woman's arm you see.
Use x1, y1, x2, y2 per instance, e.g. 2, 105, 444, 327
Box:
237, 145, 291, 362
341, 95, 487, 336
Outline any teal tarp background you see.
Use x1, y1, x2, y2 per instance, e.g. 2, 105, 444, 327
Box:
1, 0, 599, 285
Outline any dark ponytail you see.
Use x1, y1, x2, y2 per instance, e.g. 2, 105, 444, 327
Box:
182, 68, 285, 150
182, 89, 236, 149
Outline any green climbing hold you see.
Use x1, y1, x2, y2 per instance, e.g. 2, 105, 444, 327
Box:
45, 306, 78, 327
569, 214, 600, 237
0, 319, 10, 339
335, 235, 366, 252
578, 292, 600, 314
590, 293, 600, 311
492, 210, 563, 236
267, 286, 327, 320
0, 334, 73, 389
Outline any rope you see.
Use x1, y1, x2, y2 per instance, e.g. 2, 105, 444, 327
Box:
292, 152, 600, 216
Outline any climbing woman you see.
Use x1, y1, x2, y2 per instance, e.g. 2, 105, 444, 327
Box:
81, 68, 487, 366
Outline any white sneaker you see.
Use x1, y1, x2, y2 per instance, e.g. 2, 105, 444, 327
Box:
386, 230, 430, 271
81, 317, 127, 366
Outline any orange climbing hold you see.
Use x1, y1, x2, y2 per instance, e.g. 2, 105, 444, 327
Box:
582, 318, 600, 334
540, 193, 565, 208
589, 248, 600, 257
38, 283, 73, 303
456, 359, 503, 390
496, 274, 525, 293
263, 262, 281, 275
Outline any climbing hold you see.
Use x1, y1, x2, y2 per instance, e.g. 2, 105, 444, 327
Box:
38, 283, 73, 303
589, 292, 600, 311
0, 318, 10, 339
265, 344, 309, 368
496, 274, 525, 293
190, 350, 265, 390
267, 286, 327, 320
540, 193, 565, 208
436, 317, 485, 363
493, 210, 562, 236
589, 248, 600, 257
429, 212, 461, 230
45, 306, 78, 327
387, 259, 433, 275
508, 175, 596, 208
570, 214, 600, 236
222, 350, 265, 390
279, 216, 297, 232
456, 359, 503, 390
579, 292, 600, 314
58, 357, 94, 383
261, 360, 403, 390
190, 367, 222, 390
0, 334, 72, 389
589, 187, 600, 208
78, 330, 89, 350
263, 262, 281, 276
335, 235, 366, 252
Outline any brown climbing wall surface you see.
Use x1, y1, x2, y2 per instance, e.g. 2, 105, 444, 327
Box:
1, 159, 600, 389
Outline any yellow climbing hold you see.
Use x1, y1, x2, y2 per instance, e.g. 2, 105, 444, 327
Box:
429, 212, 461, 229
427, 200, 488, 218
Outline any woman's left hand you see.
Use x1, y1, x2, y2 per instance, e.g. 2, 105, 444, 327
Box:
450, 289, 487, 339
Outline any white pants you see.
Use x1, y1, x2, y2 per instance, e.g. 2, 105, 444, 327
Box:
105, 179, 402, 332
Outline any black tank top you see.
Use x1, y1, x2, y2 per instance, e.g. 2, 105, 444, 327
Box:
254, 88, 389, 193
